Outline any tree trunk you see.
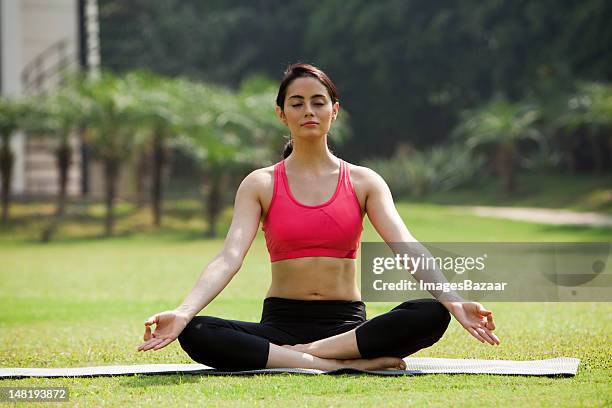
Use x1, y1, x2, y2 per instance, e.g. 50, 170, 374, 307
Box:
104, 158, 120, 236
496, 144, 516, 194
135, 147, 149, 209
607, 132, 612, 172
567, 136, 577, 175
204, 169, 229, 238
56, 141, 72, 217
0, 138, 14, 223
40, 141, 72, 242
570, 126, 587, 173
587, 132, 604, 174
557, 129, 576, 174
151, 132, 164, 227
79, 126, 90, 198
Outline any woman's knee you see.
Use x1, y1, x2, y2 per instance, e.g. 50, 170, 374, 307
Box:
176, 316, 270, 370
429, 300, 451, 338
177, 316, 218, 354
395, 298, 451, 338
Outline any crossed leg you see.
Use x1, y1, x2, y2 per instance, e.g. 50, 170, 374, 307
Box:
283, 299, 451, 360
177, 299, 449, 371
177, 315, 405, 371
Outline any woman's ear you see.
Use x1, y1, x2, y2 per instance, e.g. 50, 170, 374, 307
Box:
275, 106, 287, 125
332, 101, 340, 121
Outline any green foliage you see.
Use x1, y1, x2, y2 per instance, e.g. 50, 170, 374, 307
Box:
363, 144, 484, 198
17, 66, 350, 236
0, 96, 23, 141
451, 98, 545, 192
538, 80, 612, 173
452, 98, 543, 151
170, 77, 274, 169
74, 71, 136, 162
19, 73, 86, 143
120, 70, 182, 145
0, 96, 26, 222
556, 81, 612, 131
99, 0, 612, 161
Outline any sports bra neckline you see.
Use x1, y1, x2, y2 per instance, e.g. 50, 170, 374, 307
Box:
280, 158, 344, 209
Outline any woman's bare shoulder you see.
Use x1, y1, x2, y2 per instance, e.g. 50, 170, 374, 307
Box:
343, 160, 384, 189
240, 165, 275, 194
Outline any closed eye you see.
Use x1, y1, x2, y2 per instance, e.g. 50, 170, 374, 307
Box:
291, 103, 326, 107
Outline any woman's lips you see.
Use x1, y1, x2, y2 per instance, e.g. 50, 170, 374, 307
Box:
302, 122, 318, 127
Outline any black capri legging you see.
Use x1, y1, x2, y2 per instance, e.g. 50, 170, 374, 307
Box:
177, 297, 451, 371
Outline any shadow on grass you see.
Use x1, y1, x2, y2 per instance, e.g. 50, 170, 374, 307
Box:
534, 224, 612, 239
3, 188, 610, 246
0, 198, 226, 245
120, 372, 204, 387
12, 227, 218, 246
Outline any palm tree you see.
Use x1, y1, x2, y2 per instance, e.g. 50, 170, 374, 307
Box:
78, 72, 139, 236
122, 71, 182, 227
173, 77, 274, 237
452, 98, 542, 194
0, 97, 23, 222
553, 81, 612, 174
20, 81, 83, 220
173, 79, 235, 237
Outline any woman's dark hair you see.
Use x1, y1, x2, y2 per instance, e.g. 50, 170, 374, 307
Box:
276, 63, 339, 159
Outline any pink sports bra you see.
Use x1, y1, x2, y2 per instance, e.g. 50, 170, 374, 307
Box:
262, 158, 364, 262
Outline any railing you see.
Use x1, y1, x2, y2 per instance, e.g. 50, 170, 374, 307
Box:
20, 38, 78, 95
19, 38, 81, 197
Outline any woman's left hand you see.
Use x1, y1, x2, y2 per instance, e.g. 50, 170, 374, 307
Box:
444, 301, 500, 345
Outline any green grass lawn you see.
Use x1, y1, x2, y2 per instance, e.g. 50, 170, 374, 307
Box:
0, 199, 611, 407
411, 170, 612, 214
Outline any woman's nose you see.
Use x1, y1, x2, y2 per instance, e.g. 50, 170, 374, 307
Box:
304, 104, 314, 116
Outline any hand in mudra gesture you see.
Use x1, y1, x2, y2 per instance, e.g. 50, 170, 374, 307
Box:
446, 301, 500, 345
137, 311, 191, 352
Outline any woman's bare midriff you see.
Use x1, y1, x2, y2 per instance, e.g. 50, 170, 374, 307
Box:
266, 257, 361, 301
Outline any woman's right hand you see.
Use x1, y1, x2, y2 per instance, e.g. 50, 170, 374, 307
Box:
137, 310, 192, 352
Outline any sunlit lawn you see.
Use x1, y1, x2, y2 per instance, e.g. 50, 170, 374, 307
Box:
0, 196, 611, 406
413, 170, 612, 214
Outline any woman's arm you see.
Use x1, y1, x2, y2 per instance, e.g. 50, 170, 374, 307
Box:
360, 167, 464, 303
138, 170, 268, 352
359, 166, 500, 345
174, 170, 265, 320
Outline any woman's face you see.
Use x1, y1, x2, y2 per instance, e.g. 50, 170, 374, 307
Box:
276, 76, 339, 139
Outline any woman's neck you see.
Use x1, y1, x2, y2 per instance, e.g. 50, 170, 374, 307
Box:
285, 136, 338, 172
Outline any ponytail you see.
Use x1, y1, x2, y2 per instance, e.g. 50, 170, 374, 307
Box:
282, 139, 293, 159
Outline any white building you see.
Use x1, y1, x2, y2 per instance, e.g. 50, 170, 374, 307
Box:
1, 0, 100, 197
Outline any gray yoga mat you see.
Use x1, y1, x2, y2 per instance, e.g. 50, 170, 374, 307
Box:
0, 357, 579, 379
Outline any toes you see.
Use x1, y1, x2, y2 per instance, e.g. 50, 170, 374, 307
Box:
387, 357, 406, 370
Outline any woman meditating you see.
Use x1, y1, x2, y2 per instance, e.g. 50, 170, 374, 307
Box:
137, 63, 500, 371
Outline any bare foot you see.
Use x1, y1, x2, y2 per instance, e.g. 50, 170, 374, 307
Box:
281, 344, 305, 352
281, 344, 405, 371
337, 356, 405, 371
